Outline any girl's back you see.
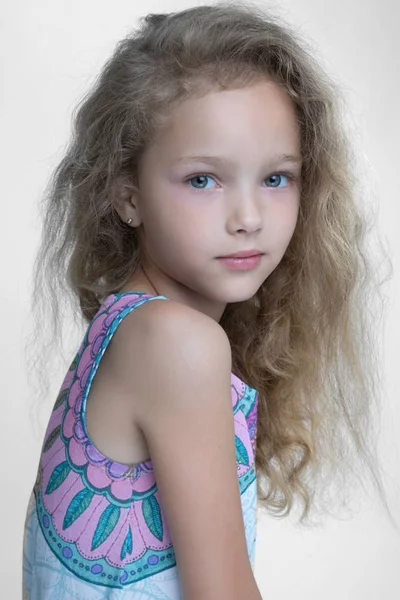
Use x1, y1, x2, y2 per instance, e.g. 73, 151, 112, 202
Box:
23, 291, 259, 599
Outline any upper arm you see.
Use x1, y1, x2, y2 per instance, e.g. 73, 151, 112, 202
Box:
123, 301, 259, 600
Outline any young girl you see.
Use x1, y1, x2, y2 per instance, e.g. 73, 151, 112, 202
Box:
22, 1, 395, 598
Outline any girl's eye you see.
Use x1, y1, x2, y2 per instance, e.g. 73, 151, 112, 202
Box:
265, 174, 293, 188
185, 173, 295, 190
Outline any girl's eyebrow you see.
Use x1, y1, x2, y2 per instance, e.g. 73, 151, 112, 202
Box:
171, 153, 302, 168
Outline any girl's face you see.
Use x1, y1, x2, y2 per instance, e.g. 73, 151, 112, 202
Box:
126, 79, 302, 321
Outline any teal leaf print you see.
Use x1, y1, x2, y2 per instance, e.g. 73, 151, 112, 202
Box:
53, 387, 69, 411
120, 526, 133, 560
63, 488, 94, 530
142, 495, 163, 541
43, 425, 61, 454
45, 461, 70, 495
91, 504, 121, 551
235, 435, 249, 466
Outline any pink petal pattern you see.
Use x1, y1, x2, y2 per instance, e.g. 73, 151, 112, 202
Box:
24, 291, 259, 592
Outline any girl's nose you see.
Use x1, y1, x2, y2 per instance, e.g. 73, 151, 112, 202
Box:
227, 195, 263, 234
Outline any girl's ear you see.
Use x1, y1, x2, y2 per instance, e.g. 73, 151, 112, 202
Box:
110, 176, 142, 227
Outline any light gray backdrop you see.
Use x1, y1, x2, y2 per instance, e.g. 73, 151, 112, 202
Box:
1, 0, 399, 598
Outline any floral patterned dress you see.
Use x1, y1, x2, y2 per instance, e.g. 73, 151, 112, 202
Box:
23, 291, 259, 599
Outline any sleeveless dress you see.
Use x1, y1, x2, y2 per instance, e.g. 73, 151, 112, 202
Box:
23, 291, 259, 599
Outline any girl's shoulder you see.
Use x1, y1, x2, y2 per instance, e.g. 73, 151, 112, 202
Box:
92, 292, 231, 415
102, 291, 228, 361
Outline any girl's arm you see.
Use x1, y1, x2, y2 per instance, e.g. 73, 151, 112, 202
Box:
118, 300, 263, 600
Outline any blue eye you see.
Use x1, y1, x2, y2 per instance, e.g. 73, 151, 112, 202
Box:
186, 175, 214, 190
186, 173, 294, 190
265, 174, 291, 188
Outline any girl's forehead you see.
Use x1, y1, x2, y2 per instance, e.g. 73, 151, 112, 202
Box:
171, 79, 293, 116
151, 82, 300, 153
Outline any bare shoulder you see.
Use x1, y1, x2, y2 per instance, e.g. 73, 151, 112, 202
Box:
114, 297, 232, 376
110, 299, 260, 599
131, 296, 226, 339
108, 297, 234, 422
135, 298, 232, 406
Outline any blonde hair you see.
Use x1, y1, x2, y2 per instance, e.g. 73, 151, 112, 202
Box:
25, 0, 395, 527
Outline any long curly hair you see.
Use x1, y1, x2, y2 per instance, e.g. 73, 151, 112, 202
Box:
24, 0, 395, 527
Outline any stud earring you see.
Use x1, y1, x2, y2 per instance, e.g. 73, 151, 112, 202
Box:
126, 218, 132, 225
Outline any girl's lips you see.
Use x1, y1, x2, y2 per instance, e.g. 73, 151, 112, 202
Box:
218, 250, 262, 258
217, 255, 262, 270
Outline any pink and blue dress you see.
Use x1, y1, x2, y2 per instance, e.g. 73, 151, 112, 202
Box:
23, 291, 259, 599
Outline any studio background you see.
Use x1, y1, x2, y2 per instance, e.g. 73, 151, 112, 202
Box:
1, 0, 399, 598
